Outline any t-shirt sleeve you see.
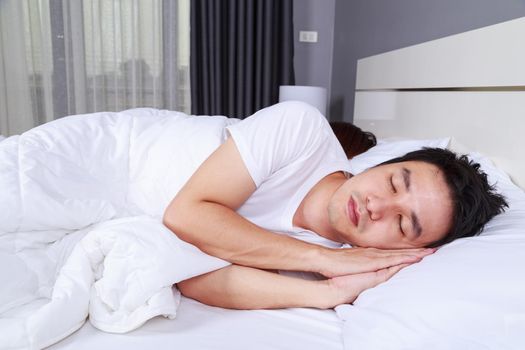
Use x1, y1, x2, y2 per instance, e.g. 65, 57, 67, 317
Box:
226, 101, 329, 187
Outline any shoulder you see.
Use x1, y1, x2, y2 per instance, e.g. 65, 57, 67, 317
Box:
228, 101, 330, 142
247, 101, 329, 136
256, 101, 326, 123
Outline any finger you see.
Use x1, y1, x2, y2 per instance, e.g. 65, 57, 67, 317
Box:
351, 263, 409, 291
376, 263, 411, 283
325, 248, 435, 277
366, 254, 422, 272
343, 247, 435, 260
344, 254, 421, 275
367, 247, 436, 255
390, 248, 436, 256
372, 248, 436, 260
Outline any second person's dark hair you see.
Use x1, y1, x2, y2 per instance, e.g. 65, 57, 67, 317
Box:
330, 121, 377, 159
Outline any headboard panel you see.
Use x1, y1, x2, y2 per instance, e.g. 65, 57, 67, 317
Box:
353, 17, 525, 189
355, 17, 525, 90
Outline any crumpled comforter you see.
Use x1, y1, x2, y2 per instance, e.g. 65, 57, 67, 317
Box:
0, 108, 234, 349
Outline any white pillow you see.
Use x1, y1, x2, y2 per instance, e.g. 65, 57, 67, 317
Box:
349, 137, 450, 174
338, 147, 525, 350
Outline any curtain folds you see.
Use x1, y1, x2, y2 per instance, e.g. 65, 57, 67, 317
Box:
0, 0, 191, 136
190, 0, 295, 119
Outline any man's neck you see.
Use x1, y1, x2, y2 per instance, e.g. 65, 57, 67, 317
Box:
292, 172, 347, 242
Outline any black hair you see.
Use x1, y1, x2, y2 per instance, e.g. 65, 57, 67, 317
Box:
380, 148, 508, 247
329, 121, 377, 159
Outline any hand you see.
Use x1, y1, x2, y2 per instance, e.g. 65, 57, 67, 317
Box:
319, 263, 411, 309
317, 246, 436, 278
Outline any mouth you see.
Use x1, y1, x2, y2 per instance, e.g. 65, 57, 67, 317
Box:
347, 196, 360, 227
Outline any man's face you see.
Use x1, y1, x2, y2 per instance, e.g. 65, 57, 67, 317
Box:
328, 160, 453, 248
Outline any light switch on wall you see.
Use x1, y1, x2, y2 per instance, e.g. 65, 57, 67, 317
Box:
299, 31, 318, 43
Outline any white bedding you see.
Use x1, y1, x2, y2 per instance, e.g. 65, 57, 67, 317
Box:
2, 109, 524, 350
0, 109, 237, 349
49, 295, 343, 350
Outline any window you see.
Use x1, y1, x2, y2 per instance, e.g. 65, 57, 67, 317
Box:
0, 0, 190, 136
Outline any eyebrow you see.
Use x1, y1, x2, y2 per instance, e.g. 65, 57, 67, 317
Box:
402, 167, 411, 190
411, 212, 423, 238
402, 167, 423, 237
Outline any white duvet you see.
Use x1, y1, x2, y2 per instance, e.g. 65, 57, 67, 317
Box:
0, 109, 233, 349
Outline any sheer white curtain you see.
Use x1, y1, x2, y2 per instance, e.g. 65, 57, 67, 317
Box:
0, 0, 190, 136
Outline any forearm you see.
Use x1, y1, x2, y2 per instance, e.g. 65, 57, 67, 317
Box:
177, 264, 333, 310
177, 262, 413, 310
164, 200, 325, 273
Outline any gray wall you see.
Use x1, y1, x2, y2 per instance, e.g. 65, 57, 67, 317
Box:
293, 0, 335, 114
328, 0, 525, 122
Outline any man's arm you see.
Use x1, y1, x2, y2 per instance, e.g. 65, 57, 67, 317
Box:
177, 263, 410, 310
163, 137, 431, 277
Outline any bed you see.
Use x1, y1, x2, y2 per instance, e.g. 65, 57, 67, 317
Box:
2, 16, 525, 350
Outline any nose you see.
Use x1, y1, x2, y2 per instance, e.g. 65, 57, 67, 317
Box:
366, 195, 398, 221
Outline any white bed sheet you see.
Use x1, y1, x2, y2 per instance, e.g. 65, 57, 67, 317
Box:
48, 294, 344, 350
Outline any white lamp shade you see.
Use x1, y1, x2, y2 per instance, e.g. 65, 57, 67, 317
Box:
279, 85, 327, 117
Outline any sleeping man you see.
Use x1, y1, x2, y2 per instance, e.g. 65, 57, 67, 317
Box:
163, 101, 507, 310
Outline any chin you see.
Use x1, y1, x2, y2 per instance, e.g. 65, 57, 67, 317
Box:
334, 230, 357, 246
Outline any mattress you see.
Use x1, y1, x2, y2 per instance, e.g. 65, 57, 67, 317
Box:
49, 294, 344, 350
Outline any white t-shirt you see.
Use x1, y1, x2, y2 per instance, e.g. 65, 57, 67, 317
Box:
226, 101, 352, 249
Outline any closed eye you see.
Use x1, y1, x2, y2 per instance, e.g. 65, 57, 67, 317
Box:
390, 176, 396, 193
